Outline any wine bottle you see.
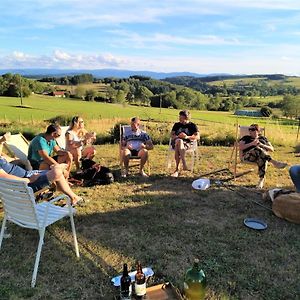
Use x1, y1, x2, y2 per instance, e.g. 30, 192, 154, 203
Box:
184, 259, 206, 300
120, 263, 131, 300
134, 261, 146, 298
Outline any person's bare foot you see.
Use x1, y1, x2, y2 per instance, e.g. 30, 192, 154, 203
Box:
139, 170, 149, 177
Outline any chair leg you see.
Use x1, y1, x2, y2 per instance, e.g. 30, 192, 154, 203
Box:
31, 229, 45, 288
0, 215, 7, 250
190, 152, 195, 173
69, 213, 80, 258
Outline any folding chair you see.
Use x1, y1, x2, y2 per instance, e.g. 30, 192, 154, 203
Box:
55, 126, 69, 150
119, 124, 151, 175
0, 178, 80, 287
166, 138, 199, 173
228, 124, 266, 180
3, 133, 32, 170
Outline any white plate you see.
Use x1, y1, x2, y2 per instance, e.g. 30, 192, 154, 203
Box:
192, 178, 210, 190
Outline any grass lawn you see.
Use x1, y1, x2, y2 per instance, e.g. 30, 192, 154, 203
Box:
0, 144, 299, 299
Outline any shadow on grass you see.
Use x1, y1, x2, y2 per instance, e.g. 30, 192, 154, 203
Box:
0, 178, 299, 299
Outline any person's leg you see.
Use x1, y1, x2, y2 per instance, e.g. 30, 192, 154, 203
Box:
172, 139, 185, 176
138, 149, 148, 176
82, 146, 96, 160
289, 165, 300, 192
68, 148, 81, 172
56, 152, 73, 178
46, 165, 81, 205
122, 149, 131, 176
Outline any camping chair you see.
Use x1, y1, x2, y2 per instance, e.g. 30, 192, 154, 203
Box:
55, 126, 69, 150
0, 178, 80, 287
119, 124, 151, 175
3, 133, 32, 170
228, 124, 266, 180
166, 138, 199, 173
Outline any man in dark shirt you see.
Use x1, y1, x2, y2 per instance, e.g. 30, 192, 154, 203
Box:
239, 123, 287, 188
170, 110, 200, 177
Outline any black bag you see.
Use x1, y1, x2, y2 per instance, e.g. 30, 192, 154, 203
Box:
73, 159, 114, 186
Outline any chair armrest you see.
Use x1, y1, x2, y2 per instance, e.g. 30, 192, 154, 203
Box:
48, 194, 71, 205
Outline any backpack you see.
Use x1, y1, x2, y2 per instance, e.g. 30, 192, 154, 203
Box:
73, 158, 114, 186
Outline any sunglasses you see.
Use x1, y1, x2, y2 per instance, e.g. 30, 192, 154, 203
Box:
249, 128, 257, 131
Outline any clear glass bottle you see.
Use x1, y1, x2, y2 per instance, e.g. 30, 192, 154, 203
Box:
120, 263, 131, 300
184, 259, 206, 300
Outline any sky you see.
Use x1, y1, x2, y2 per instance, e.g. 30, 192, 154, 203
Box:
0, 0, 300, 74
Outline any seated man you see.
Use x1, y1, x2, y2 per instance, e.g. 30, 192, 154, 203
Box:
28, 124, 73, 178
239, 123, 287, 188
0, 155, 83, 206
171, 110, 200, 177
121, 117, 153, 177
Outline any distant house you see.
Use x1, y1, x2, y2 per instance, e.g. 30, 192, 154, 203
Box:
49, 91, 66, 97
234, 110, 262, 117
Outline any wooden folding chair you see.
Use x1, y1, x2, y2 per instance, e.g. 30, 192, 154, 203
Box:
228, 124, 266, 180
119, 124, 151, 175
3, 133, 32, 170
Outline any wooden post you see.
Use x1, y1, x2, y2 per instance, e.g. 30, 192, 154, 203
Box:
234, 123, 239, 180
297, 117, 300, 142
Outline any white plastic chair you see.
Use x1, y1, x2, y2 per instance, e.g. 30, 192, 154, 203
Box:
166, 138, 199, 172
0, 178, 80, 287
55, 126, 69, 150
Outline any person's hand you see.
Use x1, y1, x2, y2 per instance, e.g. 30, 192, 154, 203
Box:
252, 139, 259, 146
178, 132, 187, 139
140, 143, 146, 149
127, 144, 133, 150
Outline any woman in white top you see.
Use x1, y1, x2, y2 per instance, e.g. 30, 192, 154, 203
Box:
65, 116, 96, 172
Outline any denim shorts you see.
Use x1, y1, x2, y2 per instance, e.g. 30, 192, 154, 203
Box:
28, 174, 50, 193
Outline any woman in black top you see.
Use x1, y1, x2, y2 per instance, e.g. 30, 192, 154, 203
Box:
170, 110, 200, 177
239, 124, 287, 188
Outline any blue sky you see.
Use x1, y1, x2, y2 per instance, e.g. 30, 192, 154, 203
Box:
0, 0, 300, 74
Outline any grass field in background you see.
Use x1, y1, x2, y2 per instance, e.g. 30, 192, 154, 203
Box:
0, 144, 299, 299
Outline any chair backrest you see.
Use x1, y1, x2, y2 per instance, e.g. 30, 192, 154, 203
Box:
4, 133, 29, 162
0, 178, 39, 229
239, 125, 265, 138
55, 126, 69, 150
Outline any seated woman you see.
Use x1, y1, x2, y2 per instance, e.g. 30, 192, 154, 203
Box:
239, 123, 287, 188
65, 116, 96, 173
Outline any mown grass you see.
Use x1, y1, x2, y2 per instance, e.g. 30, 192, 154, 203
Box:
0, 144, 299, 299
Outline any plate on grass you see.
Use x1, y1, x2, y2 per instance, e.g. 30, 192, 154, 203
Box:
192, 178, 210, 190
244, 218, 267, 230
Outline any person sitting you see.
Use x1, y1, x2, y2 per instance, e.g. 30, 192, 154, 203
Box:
121, 117, 153, 177
28, 124, 73, 178
239, 123, 288, 188
65, 116, 96, 173
170, 110, 200, 177
0, 155, 83, 206
0, 132, 32, 170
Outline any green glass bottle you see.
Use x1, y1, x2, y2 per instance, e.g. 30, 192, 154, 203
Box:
184, 259, 206, 300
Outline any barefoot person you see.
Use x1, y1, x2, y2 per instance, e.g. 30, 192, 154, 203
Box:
28, 124, 73, 177
121, 117, 153, 177
239, 123, 287, 188
0, 155, 83, 206
65, 116, 96, 173
171, 110, 200, 177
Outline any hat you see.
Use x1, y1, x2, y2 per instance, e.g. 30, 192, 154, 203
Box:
192, 178, 210, 190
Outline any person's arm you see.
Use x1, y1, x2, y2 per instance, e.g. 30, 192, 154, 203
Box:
187, 132, 200, 141
0, 169, 30, 183
258, 141, 274, 152
38, 149, 59, 166
239, 139, 259, 151
65, 132, 82, 149
143, 139, 154, 150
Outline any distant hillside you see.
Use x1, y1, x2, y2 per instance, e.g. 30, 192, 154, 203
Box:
0, 68, 207, 80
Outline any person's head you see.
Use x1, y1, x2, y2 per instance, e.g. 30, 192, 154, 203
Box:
70, 116, 84, 130
179, 110, 190, 124
45, 124, 61, 140
130, 117, 140, 132
248, 124, 260, 138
